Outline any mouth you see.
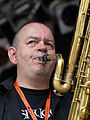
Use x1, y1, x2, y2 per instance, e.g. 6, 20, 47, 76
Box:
32, 55, 48, 65
36, 57, 48, 64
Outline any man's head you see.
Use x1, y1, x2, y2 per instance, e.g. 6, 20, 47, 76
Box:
8, 22, 56, 80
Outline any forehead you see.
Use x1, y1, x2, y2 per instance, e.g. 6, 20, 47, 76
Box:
18, 23, 54, 41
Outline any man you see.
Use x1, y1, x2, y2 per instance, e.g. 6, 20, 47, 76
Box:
0, 22, 72, 120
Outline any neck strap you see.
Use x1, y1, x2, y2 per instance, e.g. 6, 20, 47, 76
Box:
14, 81, 51, 120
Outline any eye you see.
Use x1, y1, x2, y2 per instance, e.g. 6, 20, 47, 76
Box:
27, 40, 37, 45
27, 40, 37, 47
46, 43, 54, 48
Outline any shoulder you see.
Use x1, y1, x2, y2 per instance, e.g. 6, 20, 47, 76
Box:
0, 76, 15, 95
0, 85, 17, 120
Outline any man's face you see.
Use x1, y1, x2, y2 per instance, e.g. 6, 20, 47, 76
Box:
15, 23, 56, 77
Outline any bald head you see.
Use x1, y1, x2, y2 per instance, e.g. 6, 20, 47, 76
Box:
12, 22, 54, 48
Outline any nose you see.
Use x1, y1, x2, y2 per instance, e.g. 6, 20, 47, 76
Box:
36, 41, 47, 53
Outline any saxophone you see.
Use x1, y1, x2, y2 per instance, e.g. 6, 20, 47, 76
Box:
53, 0, 90, 119
41, 0, 90, 119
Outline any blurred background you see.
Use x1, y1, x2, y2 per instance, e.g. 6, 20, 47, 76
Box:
0, 0, 80, 82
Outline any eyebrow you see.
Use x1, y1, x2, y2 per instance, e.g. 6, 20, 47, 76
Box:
44, 38, 54, 44
27, 36, 55, 44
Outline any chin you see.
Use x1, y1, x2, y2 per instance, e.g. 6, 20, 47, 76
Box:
34, 69, 49, 75
32, 61, 55, 75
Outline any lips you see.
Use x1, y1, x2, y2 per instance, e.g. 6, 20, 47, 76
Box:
34, 57, 41, 61
32, 54, 49, 64
32, 56, 42, 63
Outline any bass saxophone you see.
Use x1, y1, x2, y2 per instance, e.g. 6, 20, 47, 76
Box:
53, 0, 90, 119
68, 0, 90, 119
42, 0, 90, 119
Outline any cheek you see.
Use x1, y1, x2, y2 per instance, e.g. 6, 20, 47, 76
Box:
49, 50, 56, 65
48, 49, 56, 56
17, 48, 37, 68
16, 49, 30, 64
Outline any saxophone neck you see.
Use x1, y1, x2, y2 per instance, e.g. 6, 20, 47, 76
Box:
53, 54, 72, 93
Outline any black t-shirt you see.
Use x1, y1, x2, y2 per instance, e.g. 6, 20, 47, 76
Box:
17, 87, 53, 120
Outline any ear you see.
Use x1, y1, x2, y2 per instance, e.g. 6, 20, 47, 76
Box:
8, 47, 17, 64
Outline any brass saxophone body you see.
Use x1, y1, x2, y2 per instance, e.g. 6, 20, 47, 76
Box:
52, 0, 90, 119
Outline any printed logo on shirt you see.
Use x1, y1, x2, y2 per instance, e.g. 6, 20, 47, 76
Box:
21, 108, 53, 119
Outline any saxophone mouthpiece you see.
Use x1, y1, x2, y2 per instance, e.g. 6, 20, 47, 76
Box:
40, 54, 56, 64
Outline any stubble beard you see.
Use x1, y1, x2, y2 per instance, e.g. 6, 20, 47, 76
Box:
32, 62, 55, 76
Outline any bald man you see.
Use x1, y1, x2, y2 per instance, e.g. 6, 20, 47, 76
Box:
0, 22, 73, 120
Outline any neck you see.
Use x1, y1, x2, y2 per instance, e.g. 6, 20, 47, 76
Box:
16, 74, 50, 90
